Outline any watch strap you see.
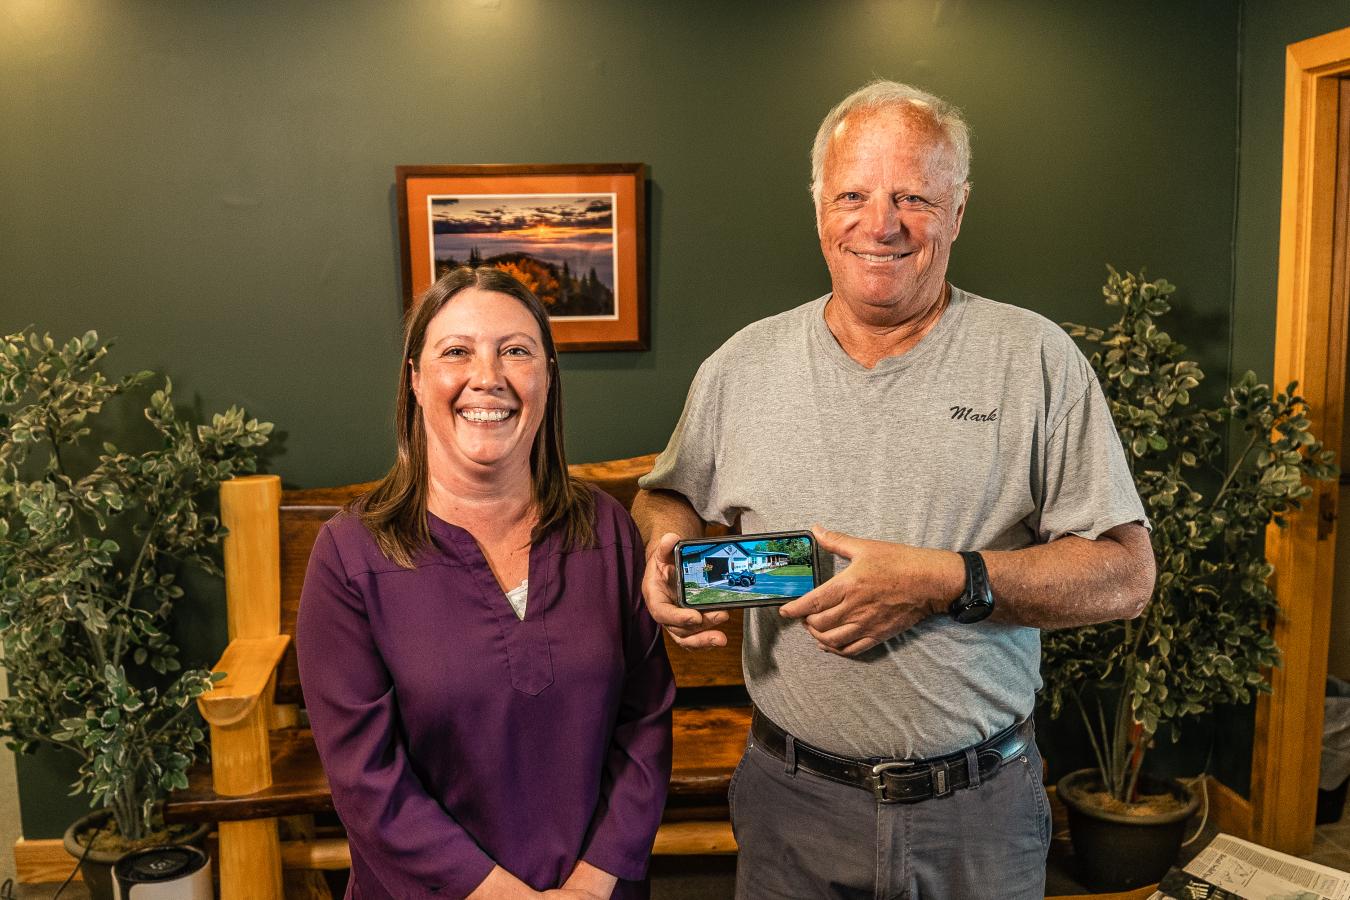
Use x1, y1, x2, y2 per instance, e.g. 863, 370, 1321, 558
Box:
950, 550, 995, 623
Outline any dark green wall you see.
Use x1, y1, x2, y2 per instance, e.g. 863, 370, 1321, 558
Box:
2, 1, 1242, 837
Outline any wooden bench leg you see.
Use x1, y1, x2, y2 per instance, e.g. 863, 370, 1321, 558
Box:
218, 818, 283, 900
280, 815, 334, 899
202, 643, 283, 900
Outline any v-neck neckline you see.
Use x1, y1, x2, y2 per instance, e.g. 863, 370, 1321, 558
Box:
426, 511, 557, 695
426, 510, 549, 621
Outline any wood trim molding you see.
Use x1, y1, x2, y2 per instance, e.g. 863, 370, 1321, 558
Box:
13, 838, 82, 885
1052, 889, 1157, 900
1255, 25, 1350, 856
273, 824, 741, 864
652, 821, 737, 855
14, 824, 743, 885
14, 777, 1251, 885
1205, 775, 1254, 839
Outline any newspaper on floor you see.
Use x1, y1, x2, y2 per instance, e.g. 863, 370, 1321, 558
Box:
1145, 832, 1350, 900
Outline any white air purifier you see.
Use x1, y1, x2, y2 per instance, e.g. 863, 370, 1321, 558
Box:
112, 846, 212, 900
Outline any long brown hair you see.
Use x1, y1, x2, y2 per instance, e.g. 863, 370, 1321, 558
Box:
356, 266, 595, 567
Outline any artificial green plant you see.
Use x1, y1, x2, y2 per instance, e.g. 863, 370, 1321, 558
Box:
1040, 268, 1336, 804
0, 329, 272, 841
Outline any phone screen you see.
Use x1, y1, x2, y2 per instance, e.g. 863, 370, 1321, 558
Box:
675, 531, 819, 610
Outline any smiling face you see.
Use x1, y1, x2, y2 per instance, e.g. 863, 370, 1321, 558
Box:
816, 106, 968, 327
410, 286, 550, 481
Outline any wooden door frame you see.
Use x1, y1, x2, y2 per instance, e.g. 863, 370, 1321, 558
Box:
1253, 26, 1350, 855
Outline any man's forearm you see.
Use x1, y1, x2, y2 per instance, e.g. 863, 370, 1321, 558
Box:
984, 522, 1154, 629
788, 522, 1154, 655
630, 488, 703, 547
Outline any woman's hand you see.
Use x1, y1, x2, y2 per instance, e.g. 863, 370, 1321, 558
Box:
467, 866, 540, 898
469, 861, 616, 899
556, 860, 617, 899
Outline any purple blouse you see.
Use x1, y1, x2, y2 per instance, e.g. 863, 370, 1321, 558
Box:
296, 488, 674, 899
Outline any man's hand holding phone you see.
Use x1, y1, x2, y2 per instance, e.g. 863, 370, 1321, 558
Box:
778, 526, 965, 657
643, 532, 730, 649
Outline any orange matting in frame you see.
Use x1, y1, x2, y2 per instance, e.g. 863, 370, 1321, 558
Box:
397, 164, 647, 352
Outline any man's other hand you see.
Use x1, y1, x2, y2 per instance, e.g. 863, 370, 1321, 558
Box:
643, 531, 730, 650
778, 525, 963, 657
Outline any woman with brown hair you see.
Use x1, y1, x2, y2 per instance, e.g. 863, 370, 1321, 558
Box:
297, 266, 673, 899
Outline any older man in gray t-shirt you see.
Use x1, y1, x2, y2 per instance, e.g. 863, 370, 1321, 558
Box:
633, 81, 1153, 900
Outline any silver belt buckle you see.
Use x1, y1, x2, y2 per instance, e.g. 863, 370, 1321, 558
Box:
868, 759, 915, 802
930, 759, 952, 797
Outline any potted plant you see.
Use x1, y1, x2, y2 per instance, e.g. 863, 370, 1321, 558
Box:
1040, 269, 1337, 891
0, 329, 272, 898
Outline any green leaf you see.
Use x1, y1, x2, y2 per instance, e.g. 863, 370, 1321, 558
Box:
1041, 266, 1338, 801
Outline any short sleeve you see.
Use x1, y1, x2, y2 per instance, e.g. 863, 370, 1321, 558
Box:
638, 356, 736, 526
1036, 362, 1148, 543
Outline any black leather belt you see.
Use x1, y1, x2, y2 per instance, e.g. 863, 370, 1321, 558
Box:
750, 708, 1033, 804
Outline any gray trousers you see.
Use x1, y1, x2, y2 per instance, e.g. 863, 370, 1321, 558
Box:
729, 733, 1051, 899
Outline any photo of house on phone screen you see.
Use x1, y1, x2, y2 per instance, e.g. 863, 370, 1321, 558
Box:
678, 537, 815, 606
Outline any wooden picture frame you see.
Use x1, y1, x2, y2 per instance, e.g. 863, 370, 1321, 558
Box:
396, 163, 648, 351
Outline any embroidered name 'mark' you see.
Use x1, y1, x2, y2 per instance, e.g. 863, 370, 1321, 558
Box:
950, 406, 999, 422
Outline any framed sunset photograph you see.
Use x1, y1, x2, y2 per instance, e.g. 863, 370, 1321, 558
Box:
396, 164, 648, 351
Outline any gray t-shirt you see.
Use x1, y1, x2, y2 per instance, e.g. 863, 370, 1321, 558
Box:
640, 287, 1145, 759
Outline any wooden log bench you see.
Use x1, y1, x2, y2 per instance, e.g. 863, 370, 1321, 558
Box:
164, 455, 750, 900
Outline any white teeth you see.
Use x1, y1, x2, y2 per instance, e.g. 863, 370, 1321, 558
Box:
854, 251, 900, 262
459, 408, 511, 422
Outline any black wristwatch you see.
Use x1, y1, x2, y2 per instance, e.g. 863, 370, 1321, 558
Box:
949, 551, 995, 624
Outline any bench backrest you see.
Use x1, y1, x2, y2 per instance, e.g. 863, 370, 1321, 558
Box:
222, 456, 743, 707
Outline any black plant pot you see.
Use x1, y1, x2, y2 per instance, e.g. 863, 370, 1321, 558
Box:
1056, 768, 1200, 892
62, 810, 209, 900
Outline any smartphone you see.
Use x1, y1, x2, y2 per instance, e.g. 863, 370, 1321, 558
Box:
674, 530, 820, 610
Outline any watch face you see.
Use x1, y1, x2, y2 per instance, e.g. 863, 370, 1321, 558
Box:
952, 600, 994, 624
